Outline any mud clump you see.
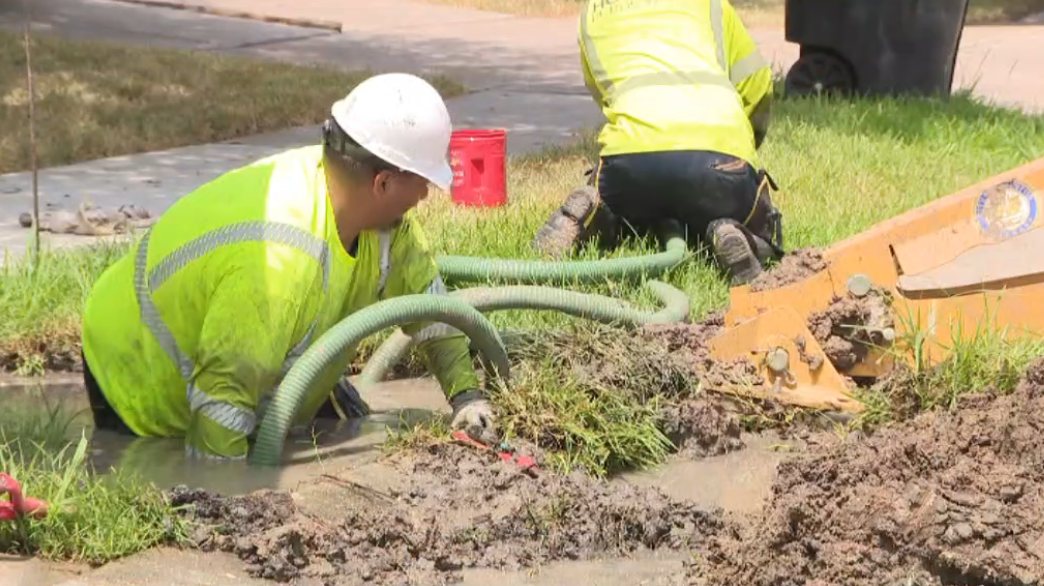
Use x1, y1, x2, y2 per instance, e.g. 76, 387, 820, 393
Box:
747, 248, 827, 292
642, 319, 758, 456
0, 336, 82, 374
683, 359, 1044, 586
806, 291, 894, 372
172, 443, 728, 586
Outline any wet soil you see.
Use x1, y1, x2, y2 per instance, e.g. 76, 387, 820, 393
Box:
0, 336, 82, 375
806, 290, 894, 372
170, 442, 728, 586
748, 248, 827, 292
681, 358, 1044, 586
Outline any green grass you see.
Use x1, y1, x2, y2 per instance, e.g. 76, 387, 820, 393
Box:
0, 403, 186, 564
853, 306, 1044, 429
0, 242, 128, 374
0, 30, 465, 174
418, 0, 1044, 25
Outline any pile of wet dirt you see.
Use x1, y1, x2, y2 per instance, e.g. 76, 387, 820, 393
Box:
641, 319, 757, 457
747, 248, 827, 292
681, 358, 1044, 586
806, 290, 894, 372
0, 336, 82, 374
171, 442, 728, 586
527, 316, 761, 459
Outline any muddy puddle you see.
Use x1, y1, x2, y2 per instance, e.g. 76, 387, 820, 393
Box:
0, 377, 451, 495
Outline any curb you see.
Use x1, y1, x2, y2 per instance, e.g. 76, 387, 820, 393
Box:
109, 0, 344, 33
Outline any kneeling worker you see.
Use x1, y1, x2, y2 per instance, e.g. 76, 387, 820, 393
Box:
534, 0, 785, 285
81, 73, 498, 461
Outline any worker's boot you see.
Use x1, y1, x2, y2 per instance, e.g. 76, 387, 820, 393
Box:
532, 185, 607, 258
707, 218, 764, 286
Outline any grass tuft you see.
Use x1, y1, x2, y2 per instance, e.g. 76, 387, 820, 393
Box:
0, 404, 186, 564
854, 306, 1044, 429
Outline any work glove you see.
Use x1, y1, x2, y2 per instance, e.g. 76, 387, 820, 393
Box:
449, 390, 499, 445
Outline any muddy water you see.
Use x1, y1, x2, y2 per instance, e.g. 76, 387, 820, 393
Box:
622, 432, 797, 515
0, 375, 453, 494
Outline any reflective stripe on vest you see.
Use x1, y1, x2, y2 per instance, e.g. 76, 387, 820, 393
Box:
134, 221, 394, 455
581, 0, 765, 102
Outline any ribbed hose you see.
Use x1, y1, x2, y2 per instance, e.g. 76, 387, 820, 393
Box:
435, 233, 689, 285
249, 295, 511, 466
358, 280, 690, 388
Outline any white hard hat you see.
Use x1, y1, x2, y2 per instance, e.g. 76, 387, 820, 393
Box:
330, 73, 454, 191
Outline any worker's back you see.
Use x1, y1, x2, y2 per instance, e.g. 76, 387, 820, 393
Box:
580, 0, 768, 167
81, 145, 386, 440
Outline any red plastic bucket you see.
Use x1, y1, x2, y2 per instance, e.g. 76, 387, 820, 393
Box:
448, 129, 507, 207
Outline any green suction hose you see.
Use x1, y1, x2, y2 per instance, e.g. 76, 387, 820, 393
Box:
358, 279, 690, 388
249, 294, 510, 467
435, 230, 689, 285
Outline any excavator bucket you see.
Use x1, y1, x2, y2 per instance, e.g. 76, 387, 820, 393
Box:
705, 155, 1044, 412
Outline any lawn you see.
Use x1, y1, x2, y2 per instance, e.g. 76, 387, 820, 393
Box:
0, 30, 464, 175
419, 0, 1044, 25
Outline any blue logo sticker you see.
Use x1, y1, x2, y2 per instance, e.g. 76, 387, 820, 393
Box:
975, 179, 1039, 240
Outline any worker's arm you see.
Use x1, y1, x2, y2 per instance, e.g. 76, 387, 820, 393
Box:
379, 214, 496, 442
380, 214, 482, 400
722, 0, 774, 148
185, 246, 322, 460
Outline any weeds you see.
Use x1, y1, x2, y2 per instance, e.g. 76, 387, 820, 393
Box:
853, 302, 1044, 428
0, 405, 186, 563
0, 241, 133, 374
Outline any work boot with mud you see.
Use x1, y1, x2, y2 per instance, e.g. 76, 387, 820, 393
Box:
707, 219, 763, 286
532, 185, 600, 258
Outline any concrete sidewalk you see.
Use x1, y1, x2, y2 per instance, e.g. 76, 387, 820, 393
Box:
105, 0, 1044, 113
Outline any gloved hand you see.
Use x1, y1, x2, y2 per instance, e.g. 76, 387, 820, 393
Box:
449, 390, 499, 445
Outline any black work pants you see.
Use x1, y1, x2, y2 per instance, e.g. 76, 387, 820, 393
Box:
587, 150, 784, 257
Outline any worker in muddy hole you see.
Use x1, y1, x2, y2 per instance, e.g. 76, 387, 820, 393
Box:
533, 0, 785, 286
79, 73, 499, 461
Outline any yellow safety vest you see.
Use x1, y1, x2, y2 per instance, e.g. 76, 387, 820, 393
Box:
82, 145, 478, 460
579, 0, 774, 166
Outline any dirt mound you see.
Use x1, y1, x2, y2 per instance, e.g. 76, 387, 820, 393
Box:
642, 319, 757, 456
171, 443, 728, 586
748, 248, 827, 292
807, 290, 894, 372
682, 361, 1044, 586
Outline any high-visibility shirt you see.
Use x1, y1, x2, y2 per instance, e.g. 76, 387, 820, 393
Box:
579, 0, 774, 167
81, 145, 479, 461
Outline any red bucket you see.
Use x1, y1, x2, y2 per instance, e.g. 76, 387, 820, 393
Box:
448, 129, 507, 207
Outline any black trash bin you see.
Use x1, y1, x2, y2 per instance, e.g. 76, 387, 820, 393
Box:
783, 0, 970, 98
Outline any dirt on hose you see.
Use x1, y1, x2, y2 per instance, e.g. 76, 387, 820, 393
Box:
806, 291, 894, 372
171, 442, 728, 586
747, 248, 827, 292
680, 358, 1044, 586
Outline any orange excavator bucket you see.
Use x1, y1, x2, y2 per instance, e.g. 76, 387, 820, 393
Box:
705, 155, 1044, 413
